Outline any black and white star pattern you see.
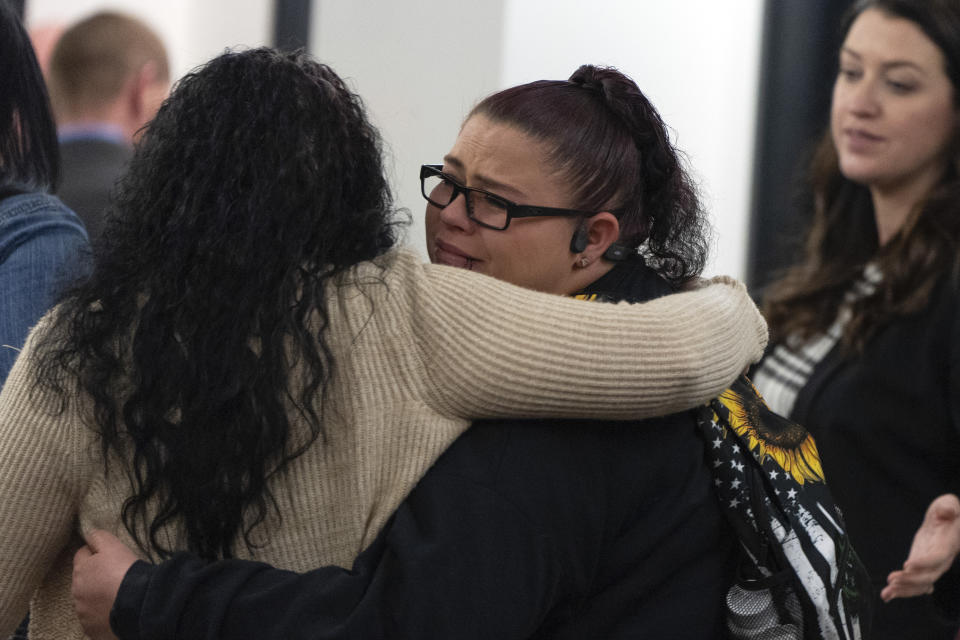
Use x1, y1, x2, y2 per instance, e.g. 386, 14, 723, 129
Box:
699, 410, 804, 535
694, 389, 872, 640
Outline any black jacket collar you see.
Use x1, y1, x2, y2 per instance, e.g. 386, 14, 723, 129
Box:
577, 256, 676, 305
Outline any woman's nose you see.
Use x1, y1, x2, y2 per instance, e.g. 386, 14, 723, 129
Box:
438, 191, 474, 232
846, 77, 881, 116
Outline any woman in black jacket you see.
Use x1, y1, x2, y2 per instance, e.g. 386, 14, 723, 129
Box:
753, 1, 960, 637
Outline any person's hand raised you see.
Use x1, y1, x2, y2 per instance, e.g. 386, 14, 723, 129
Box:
881, 494, 960, 601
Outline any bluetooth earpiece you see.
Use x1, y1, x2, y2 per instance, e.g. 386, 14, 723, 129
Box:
569, 225, 589, 253
602, 244, 629, 262
570, 223, 630, 262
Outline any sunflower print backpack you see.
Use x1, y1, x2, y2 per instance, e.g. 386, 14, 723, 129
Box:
698, 376, 872, 640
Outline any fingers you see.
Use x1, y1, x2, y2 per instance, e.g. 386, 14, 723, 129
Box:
707, 275, 739, 288
85, 529, 129, 555
84, 529, 114, 553
74, 544, 93, 567
882, 570, 936, 601
929, 494, 960, 521
680, 277, 709, 291
72, 531, 135, 640
880, 582, 897, 602
883, 495, 960, 603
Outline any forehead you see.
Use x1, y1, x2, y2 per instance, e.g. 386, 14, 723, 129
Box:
446, 115, 571, 204
843, 8, 946, 71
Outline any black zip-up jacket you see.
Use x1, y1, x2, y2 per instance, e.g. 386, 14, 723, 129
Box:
771, 272, 960, 640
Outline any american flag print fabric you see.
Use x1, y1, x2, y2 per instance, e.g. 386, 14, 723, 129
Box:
696, 377, 871, 640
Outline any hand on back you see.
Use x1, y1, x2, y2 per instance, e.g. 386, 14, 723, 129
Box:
72, 529, 139, 640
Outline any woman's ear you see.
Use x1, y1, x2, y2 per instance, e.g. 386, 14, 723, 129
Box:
580, 212, 621, 263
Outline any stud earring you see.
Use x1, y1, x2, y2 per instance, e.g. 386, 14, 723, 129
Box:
578, 257, 590, 268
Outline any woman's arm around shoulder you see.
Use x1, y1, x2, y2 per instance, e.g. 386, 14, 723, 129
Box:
383, 250, 767, 420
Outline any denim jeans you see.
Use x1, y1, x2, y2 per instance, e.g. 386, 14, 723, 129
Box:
0, 191, 90, 386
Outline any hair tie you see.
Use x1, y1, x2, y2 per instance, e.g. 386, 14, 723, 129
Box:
569, 65, 611, 100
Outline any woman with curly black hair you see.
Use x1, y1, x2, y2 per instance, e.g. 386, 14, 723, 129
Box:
0, 49, 766, 638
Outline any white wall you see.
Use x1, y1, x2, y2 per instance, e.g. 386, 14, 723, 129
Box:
311, 0, 506, 257
26, 0, 272, 81
501, 0, 764, 278
28, 0, 764, 278
312, 0, 764, 278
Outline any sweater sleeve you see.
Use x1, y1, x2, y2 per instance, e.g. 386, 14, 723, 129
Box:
388, 252, 767, 420
0, 321, 91, 636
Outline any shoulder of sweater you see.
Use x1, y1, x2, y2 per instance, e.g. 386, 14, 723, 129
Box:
0, 308, 68, 397
338, 248, 416, 284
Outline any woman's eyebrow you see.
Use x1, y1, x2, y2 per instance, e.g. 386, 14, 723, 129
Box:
441, 154, 465, 171
840, 46, 927, 74
440, 155, 525, 198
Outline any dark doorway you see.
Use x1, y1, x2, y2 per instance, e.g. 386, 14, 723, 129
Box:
273, 0, 312, 51
747, 0, 855, 295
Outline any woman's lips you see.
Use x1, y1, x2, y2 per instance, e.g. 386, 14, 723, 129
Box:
434, 239, 479, 270
843, 128, 885, 152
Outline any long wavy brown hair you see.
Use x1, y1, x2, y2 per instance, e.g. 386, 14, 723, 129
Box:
763, 0, 960, 352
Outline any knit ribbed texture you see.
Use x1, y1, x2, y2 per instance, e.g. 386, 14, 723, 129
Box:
0, 248, 766, 638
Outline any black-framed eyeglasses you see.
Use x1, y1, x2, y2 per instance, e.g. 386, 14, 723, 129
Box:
420, 164, 611, 231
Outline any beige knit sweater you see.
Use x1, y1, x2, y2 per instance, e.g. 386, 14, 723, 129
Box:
0, 249, 766, 639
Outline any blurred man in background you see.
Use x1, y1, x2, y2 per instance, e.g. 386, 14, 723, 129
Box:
47, 11, 169, 239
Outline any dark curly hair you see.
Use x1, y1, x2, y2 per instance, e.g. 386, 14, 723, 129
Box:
763, 0, 960, 351
0, 0, 59, 191
35, 48, 403, 559
470, 64, 710, 284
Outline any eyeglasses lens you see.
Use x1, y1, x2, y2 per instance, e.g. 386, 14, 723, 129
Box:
422, 173, 453, 208
421, 170, 509, 230
468, 194, 509, 229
